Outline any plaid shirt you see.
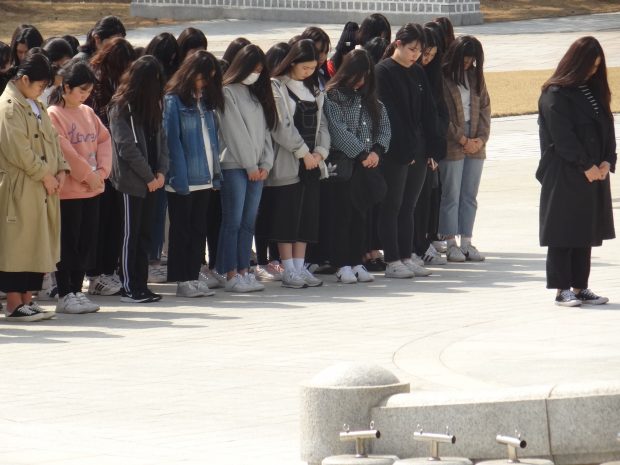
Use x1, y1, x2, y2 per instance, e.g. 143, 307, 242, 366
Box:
324, 88, 391, 159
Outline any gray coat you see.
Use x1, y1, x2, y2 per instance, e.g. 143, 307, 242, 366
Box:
108, 103, 169, 198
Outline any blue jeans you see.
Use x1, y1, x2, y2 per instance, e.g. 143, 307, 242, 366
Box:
216, 169, 263, 273
438, 157, 484, 238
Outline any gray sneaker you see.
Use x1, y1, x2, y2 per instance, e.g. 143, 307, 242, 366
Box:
402, 259, 432, 277
243, 273, 265, 292
299, 267, 323, 287
225, 274, 255, 293
461, 243, 485, 261
193, 280, 215, 296
56, 293, 91, 314
176, 281, 204, 298
385, 261, 415, 279
281, 269, 308, 289
447, 244, 466, 262
74, 292, 100, 313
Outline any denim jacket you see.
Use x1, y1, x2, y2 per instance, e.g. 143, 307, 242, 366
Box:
163, 93, 222, 194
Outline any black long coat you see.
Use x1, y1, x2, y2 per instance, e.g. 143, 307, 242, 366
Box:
537, 85, 616, 247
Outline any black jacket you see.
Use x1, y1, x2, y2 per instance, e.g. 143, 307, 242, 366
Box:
375, 58, 441, 165
537, 85, 616, 247
109, 103, 169, 198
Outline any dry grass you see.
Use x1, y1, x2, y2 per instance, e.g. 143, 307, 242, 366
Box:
481, 0, 620, 23
486, 67, 620, 117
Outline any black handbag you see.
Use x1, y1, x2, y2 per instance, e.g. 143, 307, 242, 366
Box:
325, 149, 354, 182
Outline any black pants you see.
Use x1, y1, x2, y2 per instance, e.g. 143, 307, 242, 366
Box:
88, 180, 123, 276
203, 189, 221, 268
546, 246, 592, 290
378, 158, 427, 263
413, 167, 434, 256
167, 189, 210, 282
427, 173, 442, 242
56, 196, 100, 297
329, 180, 367, 268
255, 186, 280, 265
119, 191, 156, 294
0, 272, 44, 293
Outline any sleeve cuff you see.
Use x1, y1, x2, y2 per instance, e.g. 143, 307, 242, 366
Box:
294, 144, 310, 159
314, 146, 329, 160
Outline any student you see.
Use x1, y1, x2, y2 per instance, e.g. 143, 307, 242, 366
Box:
268, 39, 330, 288
177, 28, 208, 63
62, 35, 80, 57
324, 49, 391, 284
77, 16, 126, 61
48, 59, 112, 314
85, 37, 136, 296
375, 23, 440, 279
363, 37, 389, 65
327, 22, 359, 78
41, 38, 74, 105
163, 50, 224, 297
108, 55, 169, 303
300, 27, 331, 89
146, 32, 181, 82
412, 25, 449, 267
220, 37, 251, 74
9, 25, 44, 66
434, 17, 455, 50
537, 36, 615, 307
0, 52, 69, 321
440, 35, 490, 262
357, 14, 391, 48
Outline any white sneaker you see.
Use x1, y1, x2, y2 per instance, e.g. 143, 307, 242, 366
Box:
422, 244, 447, 266
299, 267, 323, 287
352, 264, 375, 283
461, 243, 485, 261
336, 266, 357, 284
74, 292, 100, 313
410, 254, 425, 266
38, 273, 59, 301
88, 274, 122, 296
199, 268, 224, 289
403, 259, 432, 277
281, 269, 308, 289
193, 279, 215, 296
148, 265, 167, 283
225, 274, 255, 293
176, 281, 204, 298
385, 261, 415, 279
56, 293, 91, 314
432, 240, 447, 253
447, 244, 466, 262
243, 273, 265, 292
253, 265, 278, 282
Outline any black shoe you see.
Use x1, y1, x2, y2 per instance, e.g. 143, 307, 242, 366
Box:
144, 289, 162, 302
575, 289, 609, 305
555, 289, 581, 307
120, 290, 157, 303
365, 259, 387, 272
5, 304, 46, 322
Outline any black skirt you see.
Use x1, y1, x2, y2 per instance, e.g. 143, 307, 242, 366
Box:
0, 271, 45, 293
269, 178, 320, 244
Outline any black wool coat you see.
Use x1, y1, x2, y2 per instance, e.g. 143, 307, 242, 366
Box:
537, 85, 616, 247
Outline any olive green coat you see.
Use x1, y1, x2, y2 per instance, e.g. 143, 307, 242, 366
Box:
0, 81, 69, 273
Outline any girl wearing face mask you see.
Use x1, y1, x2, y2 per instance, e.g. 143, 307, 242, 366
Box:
216, 44, 277, 293
163, 50, 224, 298
0, 52, 69, 322
48, 59, 112, 315
375, 23, 441, 280
440, 35, 490, 263
268, 39, 331, 289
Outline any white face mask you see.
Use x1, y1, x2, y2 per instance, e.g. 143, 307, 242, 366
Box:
242, 72, 261, 86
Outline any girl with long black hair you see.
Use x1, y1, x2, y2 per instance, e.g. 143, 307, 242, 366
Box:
77, 16, 126, 61
108, 56, 169, 303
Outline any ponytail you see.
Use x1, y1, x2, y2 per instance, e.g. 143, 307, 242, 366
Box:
382, 41, 397, 59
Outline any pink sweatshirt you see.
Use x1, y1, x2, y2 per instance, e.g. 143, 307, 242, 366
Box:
48, 104, 112, 200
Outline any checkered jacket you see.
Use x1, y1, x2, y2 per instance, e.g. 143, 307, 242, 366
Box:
324, 88, 391, 159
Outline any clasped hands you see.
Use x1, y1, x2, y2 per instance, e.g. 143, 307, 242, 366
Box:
248, 168, 269, 181
303, 152, 323, 170
460, 137, 484, 154
42, 171, 66, 195
584, 162, 611, 183
147, 173, 166, 192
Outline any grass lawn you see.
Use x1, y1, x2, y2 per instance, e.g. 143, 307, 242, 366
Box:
486, 68, 620, 117
481, 0, 620, 23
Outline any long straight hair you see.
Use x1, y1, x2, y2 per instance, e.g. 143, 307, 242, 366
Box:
542, 36, 611, 116
442, 35, 485, 95
177, 28, 208, 63
110, 55, 166, 133
79, 16, 126, 57
330, 22, 359, 72
223, 44, 277, 130
10, 25, 44, 66
271, 39, 319, 96
326, 49, 381, 136
420, 24, 445, 101
145, 32, 180, 82
166, 50, 224, 111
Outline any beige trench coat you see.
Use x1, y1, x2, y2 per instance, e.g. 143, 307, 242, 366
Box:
0, 81, 69, 273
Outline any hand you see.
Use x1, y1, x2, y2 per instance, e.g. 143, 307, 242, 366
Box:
247, 169, 262, 181
42, 173, 59, 195
147, 177, 160, 192
258, 168, 269, 181
155, 173, 165, 189
599, 162, 610, 180
303, 153, 318, 170
427, 158, 438, 171
312, 152, 323, 164
463, 138, 478, 154
362, 152, 380, 168
584, 165, 602, 183
55, 171, 67, 192
85, 171, 104, 191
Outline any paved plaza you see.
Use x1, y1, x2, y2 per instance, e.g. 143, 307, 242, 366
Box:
2, 12, 620, 465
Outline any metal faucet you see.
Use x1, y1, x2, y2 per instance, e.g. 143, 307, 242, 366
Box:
414, 426, 457, 461
496, 432, 527, 463
340, 422, 381, 458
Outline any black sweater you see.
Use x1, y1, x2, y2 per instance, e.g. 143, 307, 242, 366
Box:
375, 58, 441, 164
